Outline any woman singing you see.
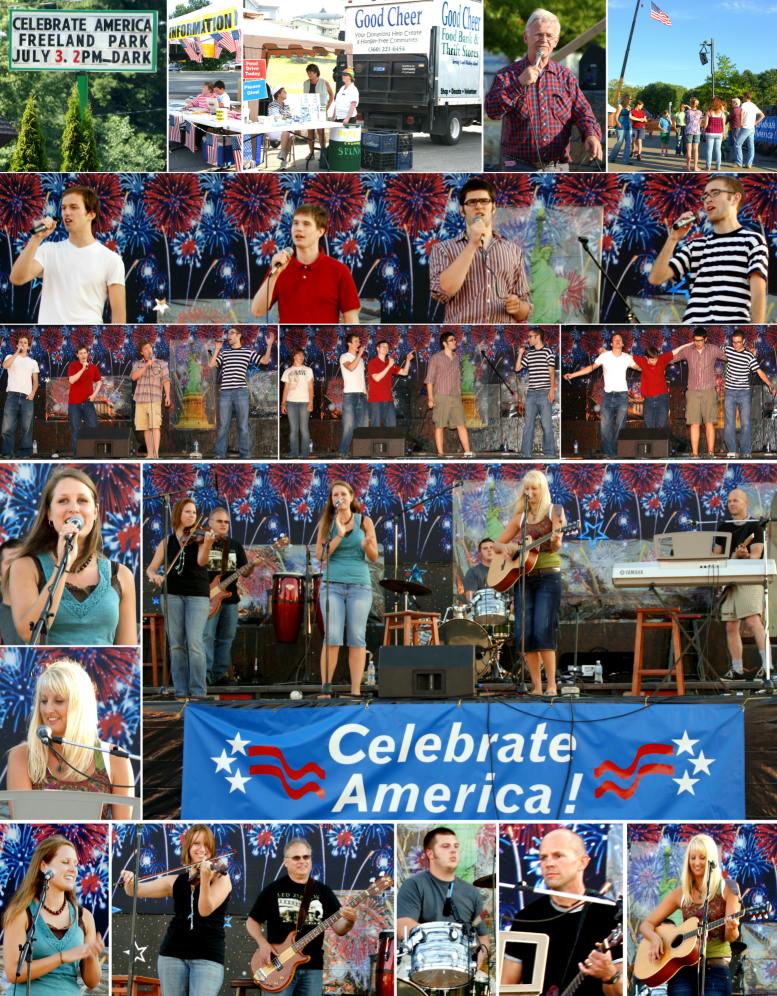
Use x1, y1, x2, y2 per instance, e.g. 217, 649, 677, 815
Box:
121, 824, 232, 996
281, 347, 315, 458
315, 480, 378, 697
6, 657, 134, 818
8, 469, 136, 646
2, 834, 104, 994
640, 834, 740, 996
147, 498, 215, 699
494, 469, 565, 696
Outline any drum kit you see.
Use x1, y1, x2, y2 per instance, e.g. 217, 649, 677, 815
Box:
396, 920, 491, 996
439, 589, 514, 680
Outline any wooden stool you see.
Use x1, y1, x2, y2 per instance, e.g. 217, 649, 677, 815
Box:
631, 607, 686, 695
230, 980, 262, 995
142, 612, 167, 687
383, 610, 441, 647
112, 976, 161, 996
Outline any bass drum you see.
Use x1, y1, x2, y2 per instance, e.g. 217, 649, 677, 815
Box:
438, 619, 492, 678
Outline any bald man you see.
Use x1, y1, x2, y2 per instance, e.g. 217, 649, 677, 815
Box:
501, 828, 622, 996
714, 488, 768, 680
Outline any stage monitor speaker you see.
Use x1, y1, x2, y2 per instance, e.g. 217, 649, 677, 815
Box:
76, 424, 133, 458
351, 427, 406, 458
378, 645, 475, 698
617, 427, 670, 458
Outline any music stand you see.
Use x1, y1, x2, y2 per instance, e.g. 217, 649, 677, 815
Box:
498, 931, 549, 996
0, 790, 139, 819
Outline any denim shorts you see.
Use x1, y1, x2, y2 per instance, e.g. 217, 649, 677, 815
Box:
318, 581, 373, 648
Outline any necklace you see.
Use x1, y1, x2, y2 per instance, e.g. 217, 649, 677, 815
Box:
339, 513, 354, 527
69, 554, 93, 575
42, 894, 67, 916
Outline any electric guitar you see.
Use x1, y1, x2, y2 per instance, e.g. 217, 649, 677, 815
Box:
251, 876, 392, 992
487, 522, 578, 592
632, 904, 770, 987
208, 535, 288, 618
545, 924, 623, 996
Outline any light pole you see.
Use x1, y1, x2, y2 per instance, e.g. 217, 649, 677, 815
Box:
699, 38, 716, 98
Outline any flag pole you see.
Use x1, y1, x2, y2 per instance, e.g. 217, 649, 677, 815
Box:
613, 0, 642, 110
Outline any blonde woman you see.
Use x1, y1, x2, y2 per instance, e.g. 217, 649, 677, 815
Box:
6, 658, 135, 819
2, 834, 104, 994
640, 833, 740, 996
494, 469, 565, 695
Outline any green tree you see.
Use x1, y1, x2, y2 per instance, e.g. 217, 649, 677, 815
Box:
608, 78, 637, 106
79, 106, 100, 170
485, 0, 605, 62
100, 115, 166, 171
636, 82, 685, 116
9, 92, 47, 171
60, 84, 84, 170
172, 0, 210, 17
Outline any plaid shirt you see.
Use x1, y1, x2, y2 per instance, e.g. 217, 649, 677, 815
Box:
485, 57, 601, 166
425, 350, 462, 396
132, 358, 170, 403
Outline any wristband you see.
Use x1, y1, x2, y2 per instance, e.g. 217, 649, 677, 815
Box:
604, 971, 622, 985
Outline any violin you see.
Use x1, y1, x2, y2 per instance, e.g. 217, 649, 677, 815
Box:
188, 855, 230, 881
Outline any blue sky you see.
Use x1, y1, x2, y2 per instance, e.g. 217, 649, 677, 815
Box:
608, 0, 777, 87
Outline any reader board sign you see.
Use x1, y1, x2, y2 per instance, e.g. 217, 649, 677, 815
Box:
169, 6, 238, 40
9, 9, 158, 72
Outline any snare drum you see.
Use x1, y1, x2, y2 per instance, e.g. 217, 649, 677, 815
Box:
472, 589, 508, 626
408, 922, 474, 989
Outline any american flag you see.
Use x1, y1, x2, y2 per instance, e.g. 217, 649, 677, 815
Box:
234, 36, 242, 63
168, 114, 182, 143
214, 29, 237, 55
185, 124, 198, 154
650, 1, 672, 25
231, 136, 251, 171
204, 134, 222, 166
181, 37, 203, 63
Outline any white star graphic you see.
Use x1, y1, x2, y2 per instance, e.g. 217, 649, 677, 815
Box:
211, 749, 235, 773
123, 942, 148, 964
226, 768, 250, 793
689, 750, 715, 775
673, 730, 699, 756
673, 770, 699, 795
227, 731, 250, 755
153, 298, 169, 315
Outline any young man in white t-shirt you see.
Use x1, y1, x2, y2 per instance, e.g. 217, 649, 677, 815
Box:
10, 185, 126, 324
338, 332, 368, 456
281, 348, 315, 457
564, 333, 637, 456
1, 334, 39, 457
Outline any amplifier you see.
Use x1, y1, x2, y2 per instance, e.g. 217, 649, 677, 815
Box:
377, 645, 475, 698
617, 427, 671, 458
76, 424, 134, 458
351, 427, 406, 458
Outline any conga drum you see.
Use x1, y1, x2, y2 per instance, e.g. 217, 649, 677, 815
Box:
271, 573, 305, 643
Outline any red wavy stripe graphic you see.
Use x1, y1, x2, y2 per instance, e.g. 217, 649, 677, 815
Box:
594, 743, 674, 780
248, 764, 326, 800
248, 745, 326, 781
594, 763, 675, 799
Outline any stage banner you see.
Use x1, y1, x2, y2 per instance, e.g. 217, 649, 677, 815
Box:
181, 700, 745, 820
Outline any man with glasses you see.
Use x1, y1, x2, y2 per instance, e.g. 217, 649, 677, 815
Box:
485, 8, 602, 171
247, 837, 356, 996
429, 178, 531, 324
648, 176, 768, 324
426, 331, 474, 457
517, 329, 557, 457
722, 332, 775, 458
670, 329, 723, 458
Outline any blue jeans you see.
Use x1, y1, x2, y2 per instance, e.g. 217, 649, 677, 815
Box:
706, 134, 722, 170
643, 394, 669, 429
274, 970, 324, 996
157, 955, 225, 996
724, 387, 752, 454
514, 571, 561, 652
318, 581, 372, 647
204, 601, 239, 683
600, 391, 628, 457
735, 127, 755, 166
215, 388, 250, 458
522, 389, 556, 457
286, 401, 310, 457
2, 392, 34, 457
68, 400, 98, 456
369, 400, 397, 427
339, 392, 368, 455
165, 595, 210, 697
609, 128, 631, 161
668, 964, 731, 996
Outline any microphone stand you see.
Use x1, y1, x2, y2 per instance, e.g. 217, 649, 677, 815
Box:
15, 873, 50, 996
578, 236, 639, 325
126, 824, 142, 996
44, 734, 141, 762
697, 861, 715, 996
480, 350, 517, 453
499, 880, 619, 908
28, 535, 76, 646
516, 509, 529, 695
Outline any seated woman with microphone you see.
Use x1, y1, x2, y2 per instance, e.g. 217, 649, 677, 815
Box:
8, 468, 136, 646
6, 658, 135, 819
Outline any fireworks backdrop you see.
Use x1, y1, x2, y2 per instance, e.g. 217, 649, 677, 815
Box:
112, 822, 393, 992
627, 824, 777, 993
498, 823, 623, 930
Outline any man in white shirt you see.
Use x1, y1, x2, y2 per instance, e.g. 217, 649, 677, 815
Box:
735, 93, 765, 168
564, 333, 636, 457
2, 335, 39, 457
213, 80, 232, 109
10, 185, 126, 324
333, 68, 359, 124
338, 332, 367, 456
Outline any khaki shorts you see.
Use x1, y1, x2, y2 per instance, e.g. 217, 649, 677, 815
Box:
433, 394, 465, 429
686, 388, 718, 425
721, 584, 763, 621
135, 401, 162, 430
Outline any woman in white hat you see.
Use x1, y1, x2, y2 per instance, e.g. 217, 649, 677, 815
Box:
333, 68, 359, 124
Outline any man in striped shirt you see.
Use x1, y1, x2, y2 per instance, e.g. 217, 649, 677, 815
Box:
648, 175, 768, 324
723, 331, 775, 458
429, 178, 531, 324
425, 331, 473, 457
516, 329, 556, 457
208, 327, 275, 458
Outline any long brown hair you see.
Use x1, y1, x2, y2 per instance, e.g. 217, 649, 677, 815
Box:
182, 824, 216, 865
171, 498, 198, 531
3, 835, 78, 927
317, 480, 363, 541
13, 469, 103, 573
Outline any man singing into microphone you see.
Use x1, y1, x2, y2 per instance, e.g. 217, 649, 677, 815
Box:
429, 178, 531, 324
339, 332, 368, 456
208, 327, 274, 459
251, 204, 360, 324
648, 175, 768, 324
10, 185, 126, 324
2, 335, 39, 458
485, 8, 603, 171
131, 341, 171, 460
67, 346, 102, 458
367, 340, 414, 427
516, 329, 557, 457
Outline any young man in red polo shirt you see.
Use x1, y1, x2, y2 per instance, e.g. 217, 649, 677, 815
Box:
67, 345, 102, 456
631, 342, 691, 428
251, 204, 360, 324
367, 340, 414, 427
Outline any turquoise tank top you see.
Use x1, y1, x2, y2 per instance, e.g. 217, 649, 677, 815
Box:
26, 899, 83, 995
324, 512, 371, 585
37, 553, 120, 645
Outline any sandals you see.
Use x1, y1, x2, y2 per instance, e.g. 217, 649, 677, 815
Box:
317, 682, 332, 700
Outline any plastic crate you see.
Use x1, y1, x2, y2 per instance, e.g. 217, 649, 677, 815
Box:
396, 149, 413, 170
361, 129, 399, 153
361, 148, 398, 170
397, 132, 413, 152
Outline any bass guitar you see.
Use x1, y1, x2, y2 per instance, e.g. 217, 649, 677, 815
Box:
208, 535, 288, 618
487, 522, 578, 593
543, 924, 622, 996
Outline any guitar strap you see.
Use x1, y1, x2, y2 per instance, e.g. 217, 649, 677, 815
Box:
295, 877, 316, 936
556, 901, 590, 992
220, 538, 231, 574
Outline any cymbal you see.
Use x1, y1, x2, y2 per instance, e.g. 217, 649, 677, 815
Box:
380, 578, 432, 597
473, 873, 496, 889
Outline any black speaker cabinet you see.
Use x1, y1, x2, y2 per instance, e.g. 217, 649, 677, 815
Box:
76, 424, 133, 458
351, 427, 406, 458
617, 427, 670, 458
378, 645, 475, 698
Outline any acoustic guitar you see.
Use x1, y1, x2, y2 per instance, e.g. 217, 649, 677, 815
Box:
546, 924, 623, 996
486, 522, 578, 593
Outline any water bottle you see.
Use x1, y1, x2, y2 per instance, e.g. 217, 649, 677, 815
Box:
572, 439, 579, 456
365, 656, 376, 687
594, 659, 603, 684
32, 439, 38, 456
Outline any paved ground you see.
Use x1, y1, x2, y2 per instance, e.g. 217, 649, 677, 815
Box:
607, 131, 776, 172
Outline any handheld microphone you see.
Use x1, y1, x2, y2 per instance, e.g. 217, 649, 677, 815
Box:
270, 249, 292, 274
672, 212, 699, 231
64, 514, 85, 531
534, 46, 548, 69
708, 859, 717, 868
42, 870, 55, 881
36, 725, 52, 744
30, 220, 50, 236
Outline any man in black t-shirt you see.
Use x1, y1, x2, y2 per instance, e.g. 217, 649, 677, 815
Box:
247, 837, 356, 996
501, 828, 622, 996
204, 506, 256, 684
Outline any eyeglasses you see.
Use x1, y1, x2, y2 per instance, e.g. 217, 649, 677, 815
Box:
701, 189, 733, 202
463, 198, 493, 207
287, 855, 311, 861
